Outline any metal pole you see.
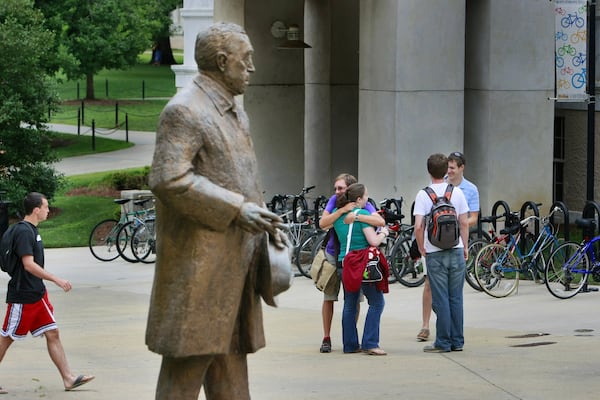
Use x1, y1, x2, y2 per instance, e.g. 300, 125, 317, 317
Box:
115, 101, 119, 127
92, 119, 96, 151
587, 1, 596, 200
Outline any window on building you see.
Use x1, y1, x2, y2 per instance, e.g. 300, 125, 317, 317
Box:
553, 116, 565, 202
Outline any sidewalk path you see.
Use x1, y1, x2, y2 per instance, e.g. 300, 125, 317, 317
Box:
49, 123, 155, 176
1, 247, 599, 399
18, 123, 599, 400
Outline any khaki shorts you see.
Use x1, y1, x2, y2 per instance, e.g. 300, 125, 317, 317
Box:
323, 252, 364, 302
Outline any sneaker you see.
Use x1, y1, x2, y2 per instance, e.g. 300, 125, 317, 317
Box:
451, 346, 463, 352
423, 345, 450, 353
320, 338, 332, 353
416, 328, 430, 342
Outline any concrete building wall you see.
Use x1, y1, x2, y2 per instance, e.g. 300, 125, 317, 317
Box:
203, 0, 569, 215
358, 0, 465, 203
231, 0, 306, 200
465, 0, 555, 215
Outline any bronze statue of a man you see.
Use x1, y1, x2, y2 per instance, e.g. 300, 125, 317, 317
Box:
146, 22, 286, 400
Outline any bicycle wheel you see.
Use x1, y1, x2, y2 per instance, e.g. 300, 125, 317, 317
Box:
116, 221, 140, 263
391, 237, 425, 287
545, 242, 589, 299
131, 219, 156, 264
465, 238, 488, 291
520, 232, 546, 282
474, 243, 519, 297
295, 230, 326, 278
89, 219, 121, 261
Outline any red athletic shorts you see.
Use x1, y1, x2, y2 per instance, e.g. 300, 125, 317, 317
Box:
1, 292, 57, 340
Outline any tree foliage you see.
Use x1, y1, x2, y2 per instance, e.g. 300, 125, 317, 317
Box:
149, 0, 182, 66
36, 0, 163, 99
0, 0, 65, 213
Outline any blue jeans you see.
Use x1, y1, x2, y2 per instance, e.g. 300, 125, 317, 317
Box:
426, 248, 465, 351
342, 283, 385, 352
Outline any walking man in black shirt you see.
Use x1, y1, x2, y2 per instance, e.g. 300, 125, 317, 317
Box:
0, 192, 94, 394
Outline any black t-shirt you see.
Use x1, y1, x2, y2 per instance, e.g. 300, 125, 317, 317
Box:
6, 222, 46, 304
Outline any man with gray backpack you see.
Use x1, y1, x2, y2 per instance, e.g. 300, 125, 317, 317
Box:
413, 154, 469, 353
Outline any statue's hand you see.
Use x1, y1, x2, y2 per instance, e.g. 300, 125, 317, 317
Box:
237, 202, 285, 234
269, 227, 289, 250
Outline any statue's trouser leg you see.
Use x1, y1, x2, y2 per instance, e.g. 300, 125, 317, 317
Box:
155, 354, 250, 400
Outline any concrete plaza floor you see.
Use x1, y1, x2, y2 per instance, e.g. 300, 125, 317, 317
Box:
18, 124, 597, 399
0, 246, 598, 399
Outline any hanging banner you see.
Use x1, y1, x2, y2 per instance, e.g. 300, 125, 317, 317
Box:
555, 0, 588, 101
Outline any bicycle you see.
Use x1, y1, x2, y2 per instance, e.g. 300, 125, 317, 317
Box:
130, 215, 156, 264
474, 208, 562, 297
375, 198, 426, 287
88, 197, 154, 262
544, 218, 600, 299
465, 212, 516, 291
115, 201, 156, 263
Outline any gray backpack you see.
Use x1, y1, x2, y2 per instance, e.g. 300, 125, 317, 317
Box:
423, 185, 459, 249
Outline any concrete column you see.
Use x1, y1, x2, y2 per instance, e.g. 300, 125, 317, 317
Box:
242, 0, 307, 199
358, 0, 466, 204
171, 0, 214, 90
465, 0, 555, 213
304, 0, 332, 196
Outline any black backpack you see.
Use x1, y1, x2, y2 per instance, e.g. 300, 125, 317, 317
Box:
423, 185, 460, 249
0, 221, 30, 276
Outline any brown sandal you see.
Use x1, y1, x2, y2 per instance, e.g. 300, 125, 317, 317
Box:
365, 348, 387, 356
416, 328, 430, 342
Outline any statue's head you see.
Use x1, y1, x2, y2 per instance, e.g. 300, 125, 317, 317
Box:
195, 22, 255, 95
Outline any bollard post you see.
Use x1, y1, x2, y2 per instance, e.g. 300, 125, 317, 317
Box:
125, 113, 129, 142
92, 119, 96, 151
115, 101, 119, 127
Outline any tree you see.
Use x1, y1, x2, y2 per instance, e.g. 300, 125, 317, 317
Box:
36, 0, 161, 99
0, 0, 66, 212
149, 0, 182, 66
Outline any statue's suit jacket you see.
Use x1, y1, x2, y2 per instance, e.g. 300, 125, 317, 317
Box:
146, 73, 274, 357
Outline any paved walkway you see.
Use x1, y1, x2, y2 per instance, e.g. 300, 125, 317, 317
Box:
1, 248, 599, 399
3, 123, 596, 399
49, 123, 155, 176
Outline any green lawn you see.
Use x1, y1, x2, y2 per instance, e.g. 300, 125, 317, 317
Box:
50, 51, 182, 132
52, 132, 134, 158
27, 51, 182, 248
43, 168, 149, 248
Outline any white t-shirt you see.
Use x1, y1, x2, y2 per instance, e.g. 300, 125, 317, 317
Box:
413, 182, 469, 253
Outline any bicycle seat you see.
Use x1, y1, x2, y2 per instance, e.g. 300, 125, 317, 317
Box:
480, 215, 503, 224
134, 198, 154, 207
499, 224, 520, 236
575, 218, 596, 229
114, 199, 131, 205
383, 210, 404, 223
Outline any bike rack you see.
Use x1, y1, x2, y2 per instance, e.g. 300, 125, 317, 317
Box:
519, 201, 540, 254
520, 201, 541, 237
580, 200, 600, 293
549, 201, 570, 241
490, 200, 511, 232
